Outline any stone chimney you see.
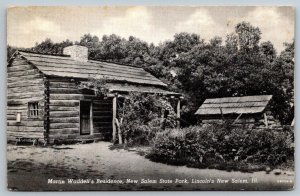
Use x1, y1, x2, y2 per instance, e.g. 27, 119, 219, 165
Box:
63, 45, 88, 62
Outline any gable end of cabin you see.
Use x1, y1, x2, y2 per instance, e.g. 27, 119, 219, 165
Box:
7, 53, 46, 144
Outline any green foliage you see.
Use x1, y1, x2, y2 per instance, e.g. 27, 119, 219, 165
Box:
117, 93, 177, 146
148, 124, 294, 171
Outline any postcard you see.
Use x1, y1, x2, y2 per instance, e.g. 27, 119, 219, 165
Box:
7, 6, 295, 191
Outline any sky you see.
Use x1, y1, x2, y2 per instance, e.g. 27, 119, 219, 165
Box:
7, 6, 295, 52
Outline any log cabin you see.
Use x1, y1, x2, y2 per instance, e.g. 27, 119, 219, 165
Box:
195, 95, 281, 128
7, 45, 181, 145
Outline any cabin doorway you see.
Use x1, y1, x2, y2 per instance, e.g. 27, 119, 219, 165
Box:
80, 101, 92, 135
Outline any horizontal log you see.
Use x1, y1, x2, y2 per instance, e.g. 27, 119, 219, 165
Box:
7, 94, 44, 100
93, 103, 112, 108
49, 82, 77, 89
7, 74, 43, 83
93, 118, 112, 123
7, 64, 33, 72
7, 84, 45, 95
94, 121, 112, 125
50, 117, 79, 123
7, 86, 44, 94
7, 97, 44, 103
6, 108, 27, 114
93, 116, 112, 119
7, 84, 44, 91
50, 111, 79, 117
7, 131, 43, 138
6, 112, 44, 120
6, 112, 27, 118
9, 61, 28, 67
93, 106, 112, 111
93, 111, 112, 116
7, 98, 43, 106
6, 105, 27, 109
10, 57, 28, 63
7, 120, 44, 127
50, 94, 95, 100
50, 128, 79, 135
50, 123, 79, 129
7, 126, 44, 132
49, 105, 78, 111
49, 88, 83, 94
48, 77, 77, 82
72, 134, 105, 139
49, 100, 79, 106
7, 87, 44, 94
48, 134, 78, 140
8, 69, 40, 77
7, 78, 43, 87
93, 103, 113, 107
94, 128, 112, 134
94, 126, 112, 130
202, 119, 224, 123
93, 100, 112, 105
7, 83, 44, 89
7, 115, 20, 121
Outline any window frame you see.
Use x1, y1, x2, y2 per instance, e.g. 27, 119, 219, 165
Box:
28, 101, 40, 119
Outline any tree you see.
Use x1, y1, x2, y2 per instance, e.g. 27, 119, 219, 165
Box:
78, 34, 100, 59
31, 38, 73, 55
6, 21, 294, 125
96, 34, 126, 61
235, 21, 261, 53
225, 33, 238, 54
259, 41, 277, 63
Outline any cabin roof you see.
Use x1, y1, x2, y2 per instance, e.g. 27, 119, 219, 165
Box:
14, 51, 167, 87
195, 95, 273, 115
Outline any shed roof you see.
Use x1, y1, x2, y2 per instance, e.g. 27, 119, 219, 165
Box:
195, 95, 273, 115
15, 51, 167, 87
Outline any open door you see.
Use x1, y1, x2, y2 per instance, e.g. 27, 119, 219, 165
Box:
80, 101, 92, 135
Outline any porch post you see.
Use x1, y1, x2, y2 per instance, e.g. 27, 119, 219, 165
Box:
177, 98, 181, 128
90, 102, 94, 135
263, 113, 269, 128
112, 95, 117, 143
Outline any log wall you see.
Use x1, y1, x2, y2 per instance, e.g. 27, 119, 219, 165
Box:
201, 111, 281, 129
7, 56, 45, 142
48, 77, 112, 143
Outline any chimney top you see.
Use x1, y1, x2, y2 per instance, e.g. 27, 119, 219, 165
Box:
63, 45, 88, 62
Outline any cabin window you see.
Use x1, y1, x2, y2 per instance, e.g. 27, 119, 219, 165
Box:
28, 102, 39, 118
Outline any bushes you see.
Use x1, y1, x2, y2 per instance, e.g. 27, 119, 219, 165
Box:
147, 124, 294, 171
116, 93, 177, 146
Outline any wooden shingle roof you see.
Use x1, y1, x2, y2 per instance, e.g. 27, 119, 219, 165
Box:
195, 95, 273, 115
17, 51, 167, 87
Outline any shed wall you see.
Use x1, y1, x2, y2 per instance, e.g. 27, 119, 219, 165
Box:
200, 111, 280, 128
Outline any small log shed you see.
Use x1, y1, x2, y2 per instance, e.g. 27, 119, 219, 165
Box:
7, 45, 181, 144
195, 95, 281, 128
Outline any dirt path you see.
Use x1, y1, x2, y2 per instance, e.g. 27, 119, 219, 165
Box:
7, 142, 294, 191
